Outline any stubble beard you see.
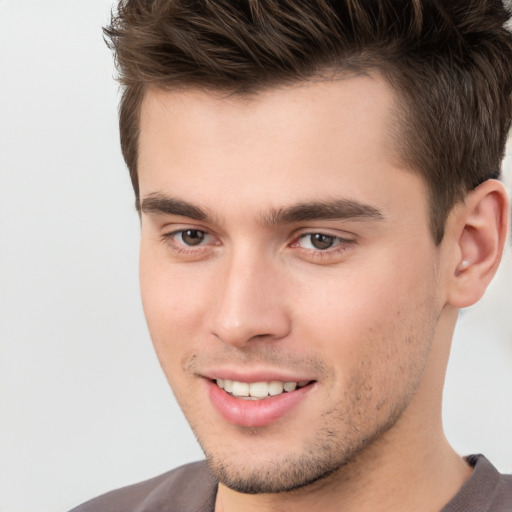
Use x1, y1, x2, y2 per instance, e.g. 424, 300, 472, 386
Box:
176, 328, 436, 495
192, 387, 414, 495
176, 286, 439, 495
181, 341, 435, 495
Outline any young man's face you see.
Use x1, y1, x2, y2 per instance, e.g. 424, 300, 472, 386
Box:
138, 77, 451, 493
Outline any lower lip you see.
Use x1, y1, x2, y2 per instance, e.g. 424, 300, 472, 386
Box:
207, 380, 315, 428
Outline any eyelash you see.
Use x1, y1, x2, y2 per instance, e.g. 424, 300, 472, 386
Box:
291, 233, 356, 259
160, 229, 356, 260
161, 229, 215, 255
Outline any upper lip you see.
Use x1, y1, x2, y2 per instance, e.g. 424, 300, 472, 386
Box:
201, 368, 315, 383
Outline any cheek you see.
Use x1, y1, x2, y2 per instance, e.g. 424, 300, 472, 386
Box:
139, 250, 210, 368
294, 249, 439, 391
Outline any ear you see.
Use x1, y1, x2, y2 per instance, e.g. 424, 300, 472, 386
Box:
446, 179, 509, 308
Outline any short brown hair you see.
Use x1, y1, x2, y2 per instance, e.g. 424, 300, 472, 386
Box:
104, 0, 512, 243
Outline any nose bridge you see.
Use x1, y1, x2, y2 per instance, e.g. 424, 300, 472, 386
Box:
210, 244, 289, 346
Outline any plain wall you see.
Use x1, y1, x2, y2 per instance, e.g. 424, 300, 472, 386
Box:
0, 2, 511, 511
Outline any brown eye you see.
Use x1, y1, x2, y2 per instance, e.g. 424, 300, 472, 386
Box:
180, 230, 206, 246
303, 233, 337, 250
311, 234, 334, 249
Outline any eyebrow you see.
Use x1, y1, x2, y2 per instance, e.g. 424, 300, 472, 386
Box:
261, 199, 384, 226
140, 192, 384, 225
140, 193, 211, 221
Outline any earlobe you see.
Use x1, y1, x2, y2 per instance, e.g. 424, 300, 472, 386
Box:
447, 179, 509, 308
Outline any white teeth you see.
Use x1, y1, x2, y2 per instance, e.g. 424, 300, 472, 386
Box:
249, 381, 270, 398
231, 381, 249, 397
283, 381, 297, 392
216, 379, 310, 399
268, 381, 284, 396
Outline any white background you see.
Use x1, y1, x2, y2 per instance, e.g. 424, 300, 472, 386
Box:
0, 2, 511, 511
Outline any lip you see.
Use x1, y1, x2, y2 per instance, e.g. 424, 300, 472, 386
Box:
206, 378, 316, 428
203, 368, 314, 384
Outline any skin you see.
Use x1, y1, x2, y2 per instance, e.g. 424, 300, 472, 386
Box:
137, 76, 507, 512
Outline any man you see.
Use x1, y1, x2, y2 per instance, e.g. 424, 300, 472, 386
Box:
71, 1, 512, 511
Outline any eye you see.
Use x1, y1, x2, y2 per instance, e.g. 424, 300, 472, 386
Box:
297, 233, 342, 250
163, 228, 214, 250
159, 227, 218, 259
177, 229, 208, 246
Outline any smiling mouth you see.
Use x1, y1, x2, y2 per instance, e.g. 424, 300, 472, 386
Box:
215, 379, 313, 400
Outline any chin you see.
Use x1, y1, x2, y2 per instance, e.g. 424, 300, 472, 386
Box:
193, 391, 412, 495
205, 450, 344, 494
196, 422, 381, 495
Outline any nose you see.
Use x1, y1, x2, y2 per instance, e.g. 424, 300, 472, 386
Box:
210, 249, 291, 347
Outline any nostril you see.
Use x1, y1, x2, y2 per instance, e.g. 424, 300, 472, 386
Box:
251, 333, 273, 340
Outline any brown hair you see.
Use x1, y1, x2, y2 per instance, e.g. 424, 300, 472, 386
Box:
104, 0, 512, 243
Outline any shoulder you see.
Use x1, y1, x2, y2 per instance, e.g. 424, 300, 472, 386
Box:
68, 460, 217, 512
442, 454, 512, 512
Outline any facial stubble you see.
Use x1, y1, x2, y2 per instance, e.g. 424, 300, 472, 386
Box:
185, 328, 435, 495
165, 262, 442, 495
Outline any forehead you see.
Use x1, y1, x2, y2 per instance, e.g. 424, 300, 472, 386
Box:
139, 76, 397, 163
137, 77, 425, 224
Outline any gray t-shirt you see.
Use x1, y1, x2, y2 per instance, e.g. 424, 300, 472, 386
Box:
69, 454, 512, 512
